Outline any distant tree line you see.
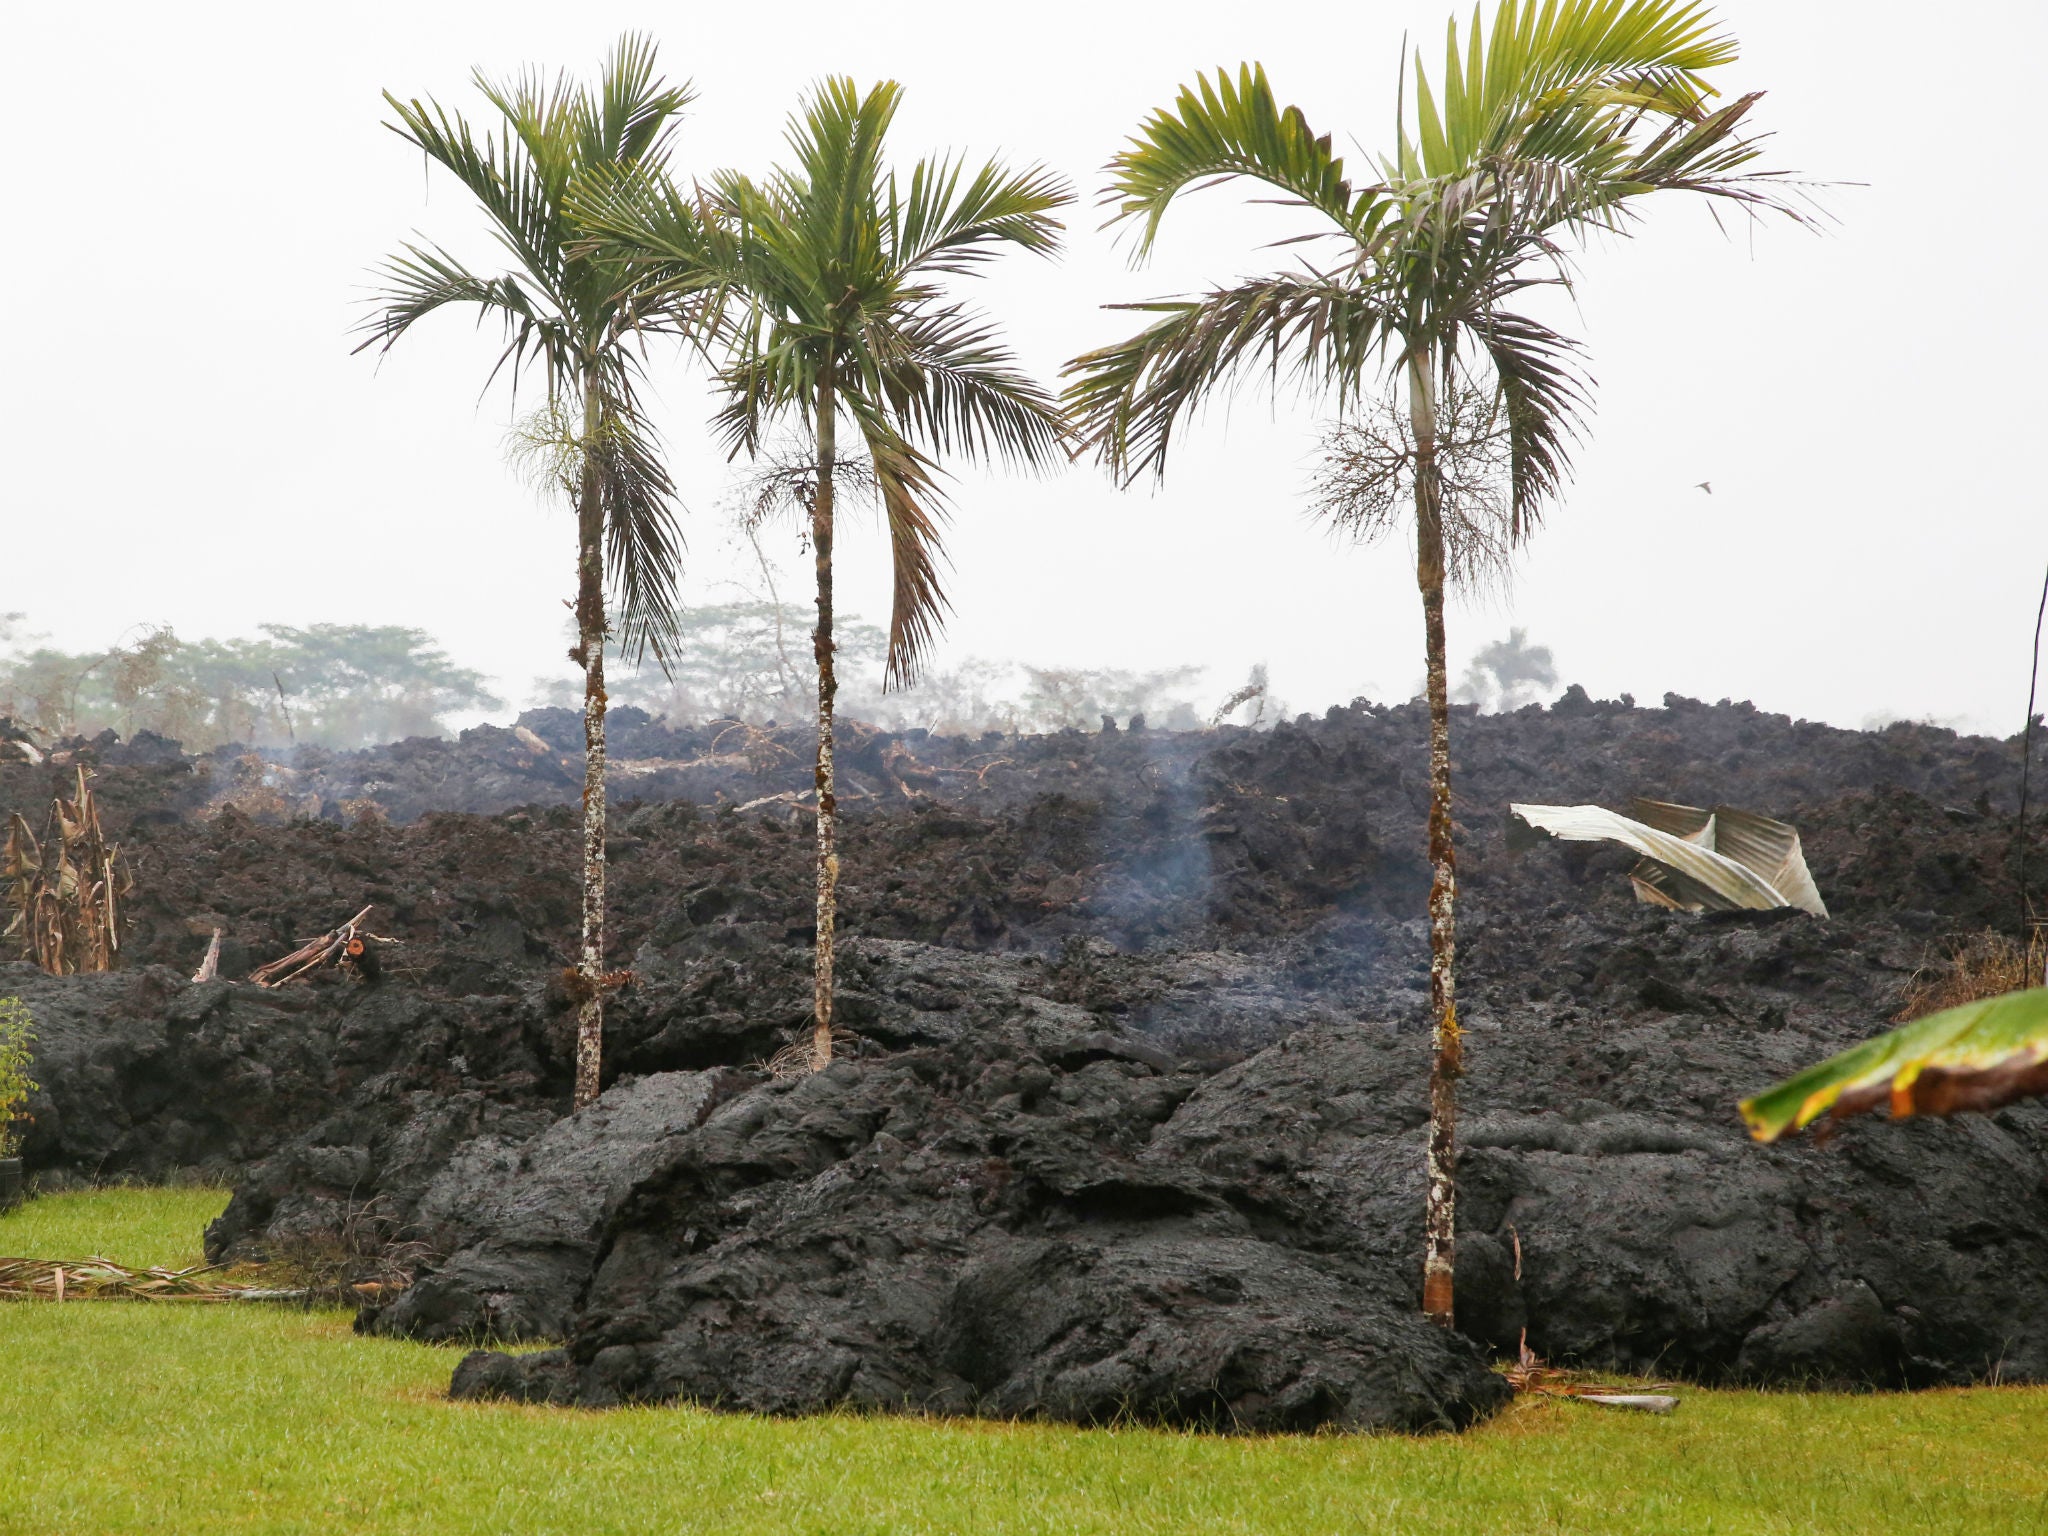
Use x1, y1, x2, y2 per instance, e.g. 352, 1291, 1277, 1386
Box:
0, 602, 1295, 751
531, 601, 1251, 735
0, 618, 500, 750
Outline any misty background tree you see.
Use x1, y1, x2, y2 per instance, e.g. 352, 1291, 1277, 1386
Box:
0, 623, 499, 749
359, 35, 705, 1109
573, 77, 1072, 1069
546, 603, 1229, 735
1066, 0, 1806, 1324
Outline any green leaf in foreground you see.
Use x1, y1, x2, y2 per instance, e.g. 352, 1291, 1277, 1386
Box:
1740, 986, 2048, 1142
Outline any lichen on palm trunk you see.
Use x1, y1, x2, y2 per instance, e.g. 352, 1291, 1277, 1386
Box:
810, 371, 841, 1070
573, 383, 610, 1111
1411, 358, 1461, 1329
1420, 575, 1461, 1326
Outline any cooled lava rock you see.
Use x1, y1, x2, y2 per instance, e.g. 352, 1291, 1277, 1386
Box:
6, 692, 2047, 1425
404, 944, 1512, 1430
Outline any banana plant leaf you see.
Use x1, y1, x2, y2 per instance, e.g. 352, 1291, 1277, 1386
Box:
1739, 986, 2048, 1143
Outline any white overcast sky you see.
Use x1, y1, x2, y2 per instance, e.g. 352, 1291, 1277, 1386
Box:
6, 1, 2043, 734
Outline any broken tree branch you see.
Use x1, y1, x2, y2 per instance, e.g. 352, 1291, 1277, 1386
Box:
248, 906, 390, 988
735, 790, 818, 815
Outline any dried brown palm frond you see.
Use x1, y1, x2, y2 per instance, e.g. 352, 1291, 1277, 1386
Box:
246, 1197, 437, 1296
1505, 1329, 1677, 1406
0, 1256, 293, 1302
710, 720, 799, 777
763, 1026, 860, 1080
732, 441, 880, 538
2, 766, 131, 974
0, 1253, 414, 1305
1210, 665, 1270, 728
1308, 374, 1518, 592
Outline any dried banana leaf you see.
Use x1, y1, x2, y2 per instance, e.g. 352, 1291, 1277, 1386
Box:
1, 767, 130, 972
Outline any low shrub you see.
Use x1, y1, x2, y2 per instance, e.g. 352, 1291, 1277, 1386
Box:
1895, 929, 2048, 1021
0, 996, 34, 1157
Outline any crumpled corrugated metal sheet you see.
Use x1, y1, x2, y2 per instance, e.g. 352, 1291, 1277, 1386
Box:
1510, 798, 1828, 918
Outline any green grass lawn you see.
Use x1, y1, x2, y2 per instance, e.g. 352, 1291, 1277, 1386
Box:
3, 1189, 2046, 1535
0, 1183, 229, 1269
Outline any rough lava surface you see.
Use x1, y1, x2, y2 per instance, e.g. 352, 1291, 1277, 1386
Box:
5, 690, 2046, 1427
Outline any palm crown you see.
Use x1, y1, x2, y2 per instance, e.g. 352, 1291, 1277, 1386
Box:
1067, 0, 1805, 534
571, 77, 1072, 682
359, 34, 697, 656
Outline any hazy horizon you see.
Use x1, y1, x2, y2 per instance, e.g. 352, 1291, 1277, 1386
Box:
7, 0, 2042, 740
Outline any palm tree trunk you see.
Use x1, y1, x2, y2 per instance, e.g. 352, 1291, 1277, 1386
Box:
810, 369, 840, 1070
1410, 350, 1461, 1327
572, 380, 609, 1111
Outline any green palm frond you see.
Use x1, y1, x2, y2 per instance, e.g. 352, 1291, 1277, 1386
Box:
471, 67, 578, 206
1612, 90, 1793, 212
775, 76, 896, 288
1072, 0, 1807, 541
704, 346, 783, 464
586, 32, 692, 166
863, 303, 1067, 467
845, 403, 953, 688
566, 163, 746, 348
584, 75, 1071, 684
893, 156, 1071, 276
1398, 0, 1734, 180
376, 90, 572, 320
1466, 307, 1585, 535
366, 245, 573, 398
1106, 64, 1378, 256
362, 33, 703, 671
1067, 274, 1391, 483
588, 371, 687, 664
367, 31, 697, 354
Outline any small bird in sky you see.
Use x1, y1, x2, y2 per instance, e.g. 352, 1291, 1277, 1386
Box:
1695, 481, 1713, 495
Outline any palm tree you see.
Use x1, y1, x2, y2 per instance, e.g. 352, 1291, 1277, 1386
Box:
359, 36, 708, 1109
1065, 0, 1806, 1325
573, 79, 1071, 1068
